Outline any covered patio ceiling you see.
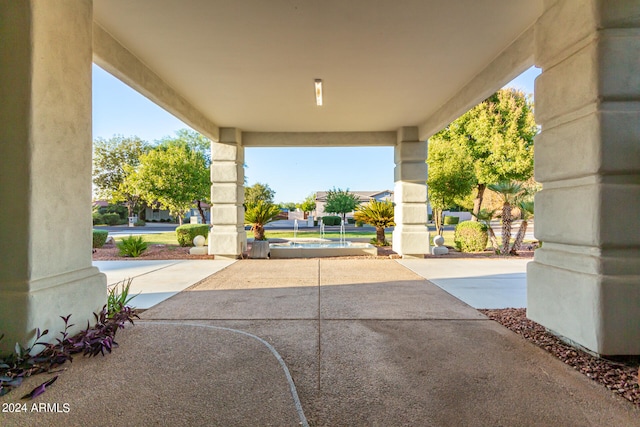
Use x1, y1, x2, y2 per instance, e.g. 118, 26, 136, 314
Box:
93, 0, 542, 137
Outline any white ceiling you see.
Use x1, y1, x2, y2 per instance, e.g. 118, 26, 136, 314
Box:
93, 0, 542, 133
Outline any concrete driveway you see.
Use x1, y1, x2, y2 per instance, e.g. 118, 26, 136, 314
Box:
4, 259, 638, 426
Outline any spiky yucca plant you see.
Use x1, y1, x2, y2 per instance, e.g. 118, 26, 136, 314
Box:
487, 181, 525, 255
510, 200, 534, 255
354, 199, 395, 245
244, 201, 281, 241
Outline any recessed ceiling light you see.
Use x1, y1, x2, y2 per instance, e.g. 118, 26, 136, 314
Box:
314, 79, 323, 106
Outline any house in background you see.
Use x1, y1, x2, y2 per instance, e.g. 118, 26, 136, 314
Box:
314, 190, 393, 220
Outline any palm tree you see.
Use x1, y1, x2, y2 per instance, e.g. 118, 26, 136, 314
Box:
354, 200, 395, 245
487, 181, 525, 255
510, 200, 534, 255
244, 201, 281, 241
472, 208, 500, 253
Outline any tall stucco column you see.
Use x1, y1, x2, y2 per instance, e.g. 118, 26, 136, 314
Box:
528, 0, 640, 356
0, 0, 106, 353
392, 127, 430, 258
209, 128, 246, 259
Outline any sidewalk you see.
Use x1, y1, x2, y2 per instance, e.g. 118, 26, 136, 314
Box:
93, 259, 235, 309
399, 258, 529, 309
2, 259, 637, 426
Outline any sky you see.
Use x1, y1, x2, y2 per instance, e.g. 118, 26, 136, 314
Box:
92, 65, 540, 204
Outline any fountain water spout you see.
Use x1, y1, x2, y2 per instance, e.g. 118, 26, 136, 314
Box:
319, 219, 325, 239
293, 219, 298, 241
340, 219, 346, 245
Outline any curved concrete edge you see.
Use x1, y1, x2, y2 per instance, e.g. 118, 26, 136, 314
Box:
148, 321, 309, 427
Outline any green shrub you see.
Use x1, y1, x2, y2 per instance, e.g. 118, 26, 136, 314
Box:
355, 220, 364, 227
92, 213, 104, 225
322, 215, 341, 226
176, 224, 210, 247
117, 235, 148, 257
443, 216, 460, 225
92, 229, 109, 248
347, 218, 355, 224
454, 221, 488, 253
102, 213, 121, 226
134, 219, 146, 227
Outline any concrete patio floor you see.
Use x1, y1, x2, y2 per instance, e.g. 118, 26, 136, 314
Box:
1, 259, 638, 426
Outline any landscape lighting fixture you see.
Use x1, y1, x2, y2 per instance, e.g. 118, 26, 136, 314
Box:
315, 79, 323, 106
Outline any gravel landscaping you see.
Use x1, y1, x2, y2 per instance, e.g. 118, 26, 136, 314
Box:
480, 308, 640, 408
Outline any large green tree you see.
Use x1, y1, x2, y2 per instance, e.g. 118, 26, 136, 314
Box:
92, 135, 150, 217
431, 88, 536, 218
427, 137, 476, 235
157, 129, 212, 220
128, 141, 210, 225
297, 193, 316, 217
324, 188, 361, 222
245, 182, 275, 207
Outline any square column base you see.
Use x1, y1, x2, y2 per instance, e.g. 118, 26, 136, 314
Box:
209, 227, 247, 259
528, 251, 640, 356
392, 226, 430, 258
0, 268, 106, 353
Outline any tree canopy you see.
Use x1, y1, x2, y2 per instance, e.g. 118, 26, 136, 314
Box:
297, 193, 316, 215
245, 182, 275, 207
324, 188, 361, 221
427, 136, 476, 234
92, 135, 150, 217
128, 140, 210, 225
429, 88, 536, 217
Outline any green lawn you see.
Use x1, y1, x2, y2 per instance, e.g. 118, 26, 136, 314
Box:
110, 229, 527, 251
113, 232, 180, 246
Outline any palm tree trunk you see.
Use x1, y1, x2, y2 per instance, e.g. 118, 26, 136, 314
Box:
376, 227, 386, 245
501, 203, 512, 255
510, 220, 528, 255
487, 226, 500, 253
253, 224, 265, 241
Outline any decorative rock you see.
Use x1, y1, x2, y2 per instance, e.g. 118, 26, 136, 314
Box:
431, 234, 448, 256
189, 235, 209, 255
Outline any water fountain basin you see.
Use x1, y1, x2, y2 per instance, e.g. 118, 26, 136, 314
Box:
269, 240, 377, 258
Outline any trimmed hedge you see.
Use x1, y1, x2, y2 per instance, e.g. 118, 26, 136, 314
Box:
322, 215, 342, 226
454, 221, 488, 253
443, 216, 460, 225
176, 224, 210, 247
92, 229, 109, 248
101, 213, 121, 226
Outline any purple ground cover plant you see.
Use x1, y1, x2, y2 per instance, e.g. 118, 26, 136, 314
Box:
0, 280, 138, 398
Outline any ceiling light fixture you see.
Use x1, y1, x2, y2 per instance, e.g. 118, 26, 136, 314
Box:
314, 79, 323, 106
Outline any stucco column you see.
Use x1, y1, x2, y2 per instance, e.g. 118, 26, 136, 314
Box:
528, 0, 640, 356
209, 128, 246, 259
392, 127, 430, 258
0, 0, 106, 353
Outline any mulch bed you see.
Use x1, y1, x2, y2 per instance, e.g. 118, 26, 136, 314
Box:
480, 308, 640, 407
93, 242, 215, 260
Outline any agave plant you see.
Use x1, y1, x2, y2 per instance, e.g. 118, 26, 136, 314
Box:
354, 199, 395, 245
488, 181, 525, 255
244, 201, 281, 240
510, 200, 534, 255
